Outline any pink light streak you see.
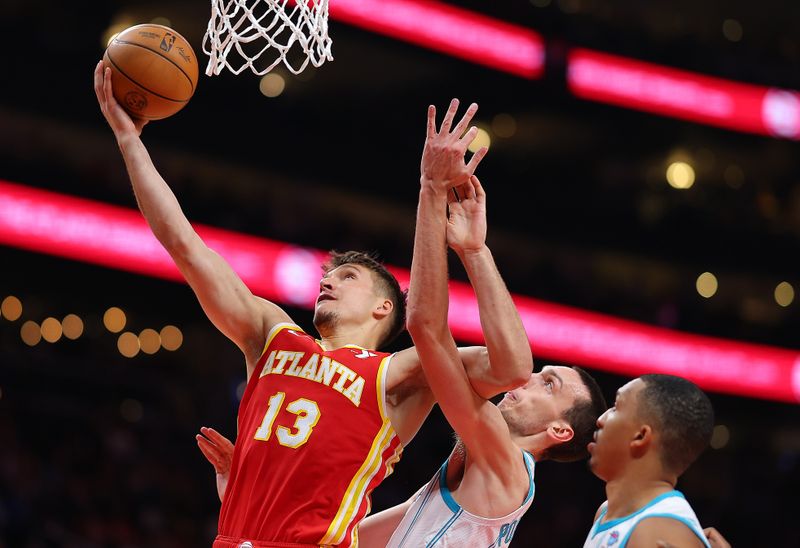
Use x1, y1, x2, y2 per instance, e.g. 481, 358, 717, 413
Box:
329, 0, 545, 78
568, 48, 800, 139
1, 180, 798, 403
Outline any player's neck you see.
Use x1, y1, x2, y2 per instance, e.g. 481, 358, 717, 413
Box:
603, 473, 676, 521
318, 324, 380, 351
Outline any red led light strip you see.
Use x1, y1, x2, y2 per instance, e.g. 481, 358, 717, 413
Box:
328, 0, 545, 78
568, 48, 800, 139
1, 180, 798, 402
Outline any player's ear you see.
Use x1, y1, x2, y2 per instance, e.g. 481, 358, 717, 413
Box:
547, 421, 574, 444
630, 424, 652, 456
374, 298, 393, 320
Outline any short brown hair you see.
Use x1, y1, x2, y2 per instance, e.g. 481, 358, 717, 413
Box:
540, 367, 607, 463
638, 374, 714, 475
323, 251, 407, 349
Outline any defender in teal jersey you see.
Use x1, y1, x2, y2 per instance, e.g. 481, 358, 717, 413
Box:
584, 374, 714, 548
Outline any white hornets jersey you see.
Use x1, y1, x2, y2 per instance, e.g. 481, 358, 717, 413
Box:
583, 490, 710, 548
386, 451, 535, 547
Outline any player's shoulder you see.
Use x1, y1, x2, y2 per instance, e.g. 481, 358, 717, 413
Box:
262, 321, 315, 347
628, 516, 706, 547
593, 500, 608, 523
383, 346, 424, 391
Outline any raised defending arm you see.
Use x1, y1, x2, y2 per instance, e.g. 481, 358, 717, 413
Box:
447, 176, 531, 393
407, 100, 520, 472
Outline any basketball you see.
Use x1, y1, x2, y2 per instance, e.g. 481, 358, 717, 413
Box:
103, 24, 199, 120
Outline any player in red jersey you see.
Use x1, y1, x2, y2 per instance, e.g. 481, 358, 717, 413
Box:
96, 63, 533, 547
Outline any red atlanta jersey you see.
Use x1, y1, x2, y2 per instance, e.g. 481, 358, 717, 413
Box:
214, 323, 403, 547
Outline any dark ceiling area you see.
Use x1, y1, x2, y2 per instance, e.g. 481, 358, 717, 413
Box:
1, 1, 799, 546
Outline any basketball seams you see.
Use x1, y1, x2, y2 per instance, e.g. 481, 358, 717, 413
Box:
105, 50, 189, 107
112, 39, 197, 93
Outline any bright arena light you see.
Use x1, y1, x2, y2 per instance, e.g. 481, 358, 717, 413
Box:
468, 127, 491, 153
139, 328, 161, 354
62, 314, 84, 340
666, 161, 696, 189
160, 325, 183, 351
696, 272, 719, 298
710, 424, 730, 449
118, 331, 140, 358
40, 317, 63, 343
1, 296, 22, 321
775, 281, 795, 307
259, 74, 286, 98
20, 320, 41, 346
104, 307, 127, 333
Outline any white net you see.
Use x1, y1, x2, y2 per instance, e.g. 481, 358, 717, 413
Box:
203, 0, 333, 76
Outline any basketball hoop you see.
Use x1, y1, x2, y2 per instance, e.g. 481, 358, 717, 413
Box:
203, 0, 333, 76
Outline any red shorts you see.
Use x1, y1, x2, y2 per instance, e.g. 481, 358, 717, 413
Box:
213, 536, 326, 548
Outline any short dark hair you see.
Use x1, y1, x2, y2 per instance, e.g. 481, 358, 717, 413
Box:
322, 251, 407, 349
541, 367, 607, 463
638, 374, 714, 475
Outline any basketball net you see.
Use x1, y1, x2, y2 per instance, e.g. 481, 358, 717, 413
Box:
203, 0, 333, 76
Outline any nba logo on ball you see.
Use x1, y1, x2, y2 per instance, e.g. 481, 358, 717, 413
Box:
160, 33, 176, 52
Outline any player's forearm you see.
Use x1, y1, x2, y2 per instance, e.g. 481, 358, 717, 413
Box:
407, 184, 450, 335
458, 246, 531, 387
116, 133, 196, 251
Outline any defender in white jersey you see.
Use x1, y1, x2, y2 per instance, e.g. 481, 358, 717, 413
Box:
386, 450, 535, 547
585, 374, 715, 548
584, 491, 709, 548
356, 100, 607, 547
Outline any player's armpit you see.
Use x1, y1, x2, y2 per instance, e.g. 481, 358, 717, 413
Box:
628, 517, 707, 548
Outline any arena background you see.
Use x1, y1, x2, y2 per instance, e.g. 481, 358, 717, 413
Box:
1, 1, 799, 546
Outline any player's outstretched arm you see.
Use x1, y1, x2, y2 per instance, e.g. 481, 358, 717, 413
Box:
407, 179, 520, 473
447, 175, 531, 394
94, 62, 290, 374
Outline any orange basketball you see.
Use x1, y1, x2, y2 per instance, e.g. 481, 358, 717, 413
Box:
103, 24, 199, 120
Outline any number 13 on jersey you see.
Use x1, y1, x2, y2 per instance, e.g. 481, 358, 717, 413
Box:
254, 392, 321, 448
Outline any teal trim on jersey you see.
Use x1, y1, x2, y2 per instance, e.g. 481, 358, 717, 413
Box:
587, 503, 609, 540
593, 491, 686, 534
396, 480, 437, 547
438, 450, 537, 515
522, 451, 536, 504
438, 461, 461, 513
618, 513, 711, 548
426, 509, 463, 547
